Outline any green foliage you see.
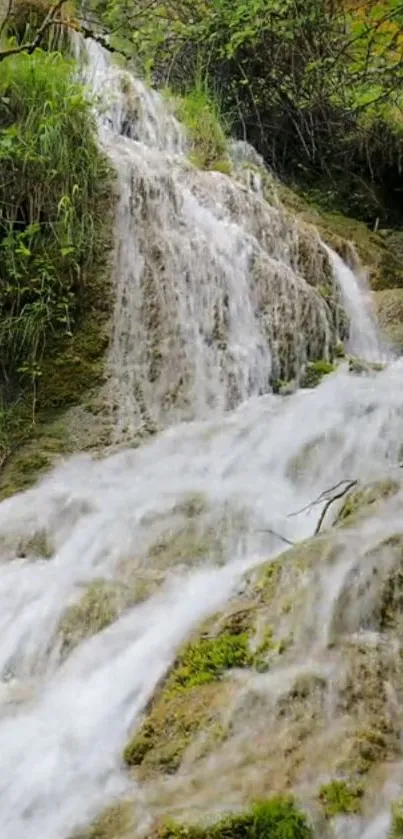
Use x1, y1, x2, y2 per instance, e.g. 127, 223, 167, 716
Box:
319, 780, 364, 818
158, 797, 312, 839
169, 632, 251, 690
0, 48, 110, 403
168, 82, 230, 171
98, 0, 403, 225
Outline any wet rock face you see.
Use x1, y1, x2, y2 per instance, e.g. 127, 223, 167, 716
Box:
105, 481, 403, 836
104, 81, 349, 440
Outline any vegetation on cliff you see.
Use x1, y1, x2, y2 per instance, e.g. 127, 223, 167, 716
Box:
0, 6, 113, 486
90, 0, 403, 228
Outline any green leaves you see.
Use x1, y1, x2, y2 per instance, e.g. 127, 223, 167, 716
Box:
0, 48, 108, 397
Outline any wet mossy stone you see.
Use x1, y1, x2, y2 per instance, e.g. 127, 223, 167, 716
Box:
300, 360, 334, 389
156, 797, 313, 839
336, 480, 399, 525
319, 779, 364, 818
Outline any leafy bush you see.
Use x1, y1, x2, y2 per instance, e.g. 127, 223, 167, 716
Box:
0, 48, 110, 402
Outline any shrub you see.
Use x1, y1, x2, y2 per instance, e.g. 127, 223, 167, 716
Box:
0, 48, 110, 403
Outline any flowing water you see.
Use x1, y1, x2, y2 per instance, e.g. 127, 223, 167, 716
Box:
0, 39, 402, 839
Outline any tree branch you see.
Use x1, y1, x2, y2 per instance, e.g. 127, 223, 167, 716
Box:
314, 480, 357, 535
257, 527, 295, 547
0, 0, 69, 62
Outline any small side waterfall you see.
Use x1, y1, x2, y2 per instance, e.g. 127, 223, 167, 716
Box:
0, 36, 401, 839
327, 246, 385, 361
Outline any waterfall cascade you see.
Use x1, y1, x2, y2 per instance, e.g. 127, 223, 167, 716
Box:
0, 37, 401, 839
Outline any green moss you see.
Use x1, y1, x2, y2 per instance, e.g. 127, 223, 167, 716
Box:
18, 529, 53, 559
347, 356, 385, 375
157, 797, 312, 839
148, 523, 221, 568
344, 727, 389, 775
319, 779, 364, 818
71, 801, 133, 839
169, 85, 229, 171
168, 632, 251, 691
379, 549, 403, 631
337, 480, 399, 524
58, 580, 119, 655
255, 558, 283, 600
300, 360, 334, 389
123, 681, 225, 772
124, 621, 253, 771
389, 801, 403, 838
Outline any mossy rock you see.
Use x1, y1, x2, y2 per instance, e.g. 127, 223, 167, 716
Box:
300, 360, 334, 389
58, 580, 121, 656
156, 797, 313, 839
70, 801, 133, 839
336, 480, 399, 525
124, 681, 228, 775
0, 269, 113, 499
374, 289, 403, 352
168, 631, 252, 691
276, 183, 403, 291
319, 779, 364, 817
390, 800, 403, 838
347, 356, 385, 375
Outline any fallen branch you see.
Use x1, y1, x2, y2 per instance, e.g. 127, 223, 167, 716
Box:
257, 527, 294, 547
288, 479, 358, 518
314, 479, 358, 535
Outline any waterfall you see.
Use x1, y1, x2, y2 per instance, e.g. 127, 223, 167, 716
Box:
0, 38, 401, 839
77, 39, 358, 439
326, 246, 385, 361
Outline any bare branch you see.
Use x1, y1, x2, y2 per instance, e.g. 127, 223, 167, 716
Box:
314, 480, 358, 535
79, 24, 132, 60
288, 479, 358, 519
256, 527, 294, 547
0, 0, 69, 62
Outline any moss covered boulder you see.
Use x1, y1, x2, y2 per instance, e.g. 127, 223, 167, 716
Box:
374, 289, 403, 352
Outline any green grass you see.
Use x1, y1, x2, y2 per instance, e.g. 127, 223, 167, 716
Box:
0, 47, 111, 401
168, 83, 230, 172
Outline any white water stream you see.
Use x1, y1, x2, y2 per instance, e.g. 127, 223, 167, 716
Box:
0, 39, 401, 839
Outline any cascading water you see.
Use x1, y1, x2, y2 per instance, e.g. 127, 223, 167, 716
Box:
0, 37, 402, 839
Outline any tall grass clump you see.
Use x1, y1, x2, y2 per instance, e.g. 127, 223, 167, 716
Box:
0, 47, 110, 404
167, 78, 231, 172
